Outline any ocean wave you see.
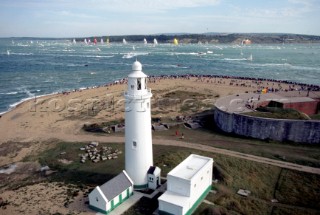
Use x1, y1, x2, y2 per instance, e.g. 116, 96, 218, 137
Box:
121, 52, 148, 58
254, 63, 319, 71
255, 63, 292, 67
223, 58, 247, 61
11, 52, 34, 56
0, 91, 18, 95
95, 55, 114, 58
161, 64, 190, 69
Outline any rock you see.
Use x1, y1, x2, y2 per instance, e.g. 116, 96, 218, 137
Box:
40, 166, 50, 172
45, 170, 56, 176
237, 189, 251, 197
80, 147, 86, 151
271, 199, 279, 203
90, 142, 99, 147
60, 152, 66, 155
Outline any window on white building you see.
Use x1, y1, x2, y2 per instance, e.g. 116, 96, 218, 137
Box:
137, 78, 141, 90
133, 141, 137, 148
131, 85, 134, 90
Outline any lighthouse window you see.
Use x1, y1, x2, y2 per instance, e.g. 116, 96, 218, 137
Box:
145, 78, 147, 89
133, 141, 137, 148
137, 78, 142, 90
147, 102, 149, 109
131, 85, 134, 90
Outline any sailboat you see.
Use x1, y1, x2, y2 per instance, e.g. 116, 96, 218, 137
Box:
144, 38, 147, 45
247, 54, 253, 61
106, 38, 110, 45
100, 38, 104, 44
84, 38, 88, 44
153, 38, 158, 46
7, 50, 10, 55
123, 38, 127, 44
93, 38, 97, 45
72, 38, 76, 44
173, 38, 178, 45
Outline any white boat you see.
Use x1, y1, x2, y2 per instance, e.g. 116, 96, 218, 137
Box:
73, 38, 76, 44
247, 54, 253, 61
123, 38, 127, 44
144, 38, 147, 45
153, 38, 158, 45
132, 45, 135, 50
7, 50, 10, 55
100, 38, 104, 44
84, 38, 88, 44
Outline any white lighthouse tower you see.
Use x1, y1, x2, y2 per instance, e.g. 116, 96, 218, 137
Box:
125, 60, 153, 189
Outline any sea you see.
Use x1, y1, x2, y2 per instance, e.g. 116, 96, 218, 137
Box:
0, 38, 319, 114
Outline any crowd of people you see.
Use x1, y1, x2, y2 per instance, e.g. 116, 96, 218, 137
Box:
58, 74, 320, 96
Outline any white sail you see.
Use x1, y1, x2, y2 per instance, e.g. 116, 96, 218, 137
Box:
153, 38, 158, 45
100, 38, 104, 44
144, 38, 147, 45
123, 38, 127, 44
247, 54, 253, 61
73, 38, 76, 44
7, 50, 10, 55
84, 38, 88, 44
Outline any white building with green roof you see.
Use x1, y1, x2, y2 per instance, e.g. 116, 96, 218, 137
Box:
89, 170, 134, 214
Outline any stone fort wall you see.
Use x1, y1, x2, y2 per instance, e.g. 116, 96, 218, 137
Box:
214, 107, 320, 144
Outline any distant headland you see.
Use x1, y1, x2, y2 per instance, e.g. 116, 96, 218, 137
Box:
76, 33, 320, 44
6, 33, 320, 44
100, 33, 320, 44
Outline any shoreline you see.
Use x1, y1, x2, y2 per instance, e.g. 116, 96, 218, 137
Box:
1, 74, 319, 117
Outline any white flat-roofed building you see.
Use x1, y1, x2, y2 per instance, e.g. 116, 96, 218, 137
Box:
158, 154, 214, 215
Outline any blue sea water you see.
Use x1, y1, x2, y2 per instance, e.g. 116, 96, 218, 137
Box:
0, 38, 319, 114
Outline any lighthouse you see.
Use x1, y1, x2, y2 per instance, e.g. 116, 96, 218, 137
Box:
124, 60, 153, 189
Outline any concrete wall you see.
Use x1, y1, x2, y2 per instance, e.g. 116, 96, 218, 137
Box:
214, 107, 320, 144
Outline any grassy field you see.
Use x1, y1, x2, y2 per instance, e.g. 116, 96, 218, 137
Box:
23, 142, 125, 185
20, 142, 320, 215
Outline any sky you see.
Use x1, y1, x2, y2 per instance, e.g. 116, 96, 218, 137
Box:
0, 0, 320, 37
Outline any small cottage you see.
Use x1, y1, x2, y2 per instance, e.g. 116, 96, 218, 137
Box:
89, 170, 134, 214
